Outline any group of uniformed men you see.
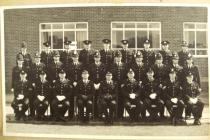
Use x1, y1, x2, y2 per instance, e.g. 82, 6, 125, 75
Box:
11, 39, 204, 125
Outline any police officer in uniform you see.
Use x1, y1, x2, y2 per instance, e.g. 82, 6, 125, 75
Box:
16, 41, 32, 72
163, 69, 185, 124
11, 71, 32, 121
60, 40, 73, 71
88, 51, 106, 118
120, 40, 133, 64
141, 39, 155, 67
122, 69, 144, 122
98, 71, 118, 124
110, 50, 127, 119
79, 40, 94, 67
143, 69, 164, 121
33, 71, 51, 120
183, 72, 204, 125
51, 70, 73, 121
100, 39, 114, 69
159, 41, 172, 66
178, 41, 191, 67
41, 42, 53, 69
76, 70, 95, 122
48, 51, 64, 83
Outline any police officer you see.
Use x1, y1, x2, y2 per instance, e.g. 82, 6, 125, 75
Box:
120, 40, 133, 64
51, 70, 73, 121
16, 41, 32, 72
143, 69, 164, 121
88, 51, 106, 118
178, 41, 191, 67
100, 39, 114, 69
79, 40, 94, 67
110, 50, 127, 119
183, 72, 204, 125
122, 69, 144, 122
60, 40, 73, 71
76, 70, 95, 122
33, 71, 51, 120
163, 69, 185, 124
41, 42, 53, 69
141, 39, 155, 66
48, 51, 64, 83
11, 71, 32, 121
98, 71, 118, 124
159, 41, 172, 66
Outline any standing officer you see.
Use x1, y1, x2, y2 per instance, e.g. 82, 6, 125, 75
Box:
41, 42, 53, 69
178, 41, 191, 67
11, 71, 33, 121
51, 70, 73, 121
143, 69, 164, 121
88, 51, 106, 118
79, 40, 94, 67
16, 41, 32, 72
122, 69, 144, 122
159, 41, 172, 66
33, 71, 51, 120
163, 69, 185, 124
141, 39, 155, 67
76, 70, 95, 122
100, 39, 114, 69
183, 72, 204, 125
48, 51, 64, 83
120, 40, 133, 64
110, 50, 127, 119
98, 71, 118, 124
60, 40, 73, 71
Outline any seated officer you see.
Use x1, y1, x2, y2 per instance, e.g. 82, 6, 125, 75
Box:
11, 71, 32, 121
76, 70, 95, 122
51, 70, 72, 121
33, 71, 51, 120
143, 69, 164, 121
98, 71, 118, 124
122, 69, 144, 122
183, 72, 204, 125
163, 69, 185, 124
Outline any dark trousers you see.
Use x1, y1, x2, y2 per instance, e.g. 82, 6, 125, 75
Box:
117, 86, 124, 119
165, 100, 185, 119
144, 98, 164, 117
34, 99, 49, 117
51, 99, 70, 118
185, 100, 204, 119
77, 98, 93, 119
11, 98, 29, 118
100, 99, 117, 118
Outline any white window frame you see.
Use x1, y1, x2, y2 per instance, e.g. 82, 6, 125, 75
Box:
39, 22, 88, 52
111, 21, 161, 51
183, 22, 208, 58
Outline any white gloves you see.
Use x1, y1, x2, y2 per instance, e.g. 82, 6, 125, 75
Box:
73, 82, 77, 87
17, 94, 24, 100
129, 93, 136, 99
56, 95, 66, 101
37, 95, 45, 101
171, 98, 178, 104
190, 98, 198, 104
94, 83, 100, 90
149, 93, 157, 99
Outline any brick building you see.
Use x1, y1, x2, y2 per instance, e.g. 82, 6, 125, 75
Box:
4, 6, 208, 94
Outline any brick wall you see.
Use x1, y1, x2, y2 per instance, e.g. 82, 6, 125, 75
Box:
4, 6, 208, 93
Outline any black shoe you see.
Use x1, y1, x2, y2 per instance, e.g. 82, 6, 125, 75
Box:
194, 119, 201, 125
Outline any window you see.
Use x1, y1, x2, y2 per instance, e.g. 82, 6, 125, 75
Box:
183, 22, 208, 57
39, 22, 88, 51
111, 22, 161, 50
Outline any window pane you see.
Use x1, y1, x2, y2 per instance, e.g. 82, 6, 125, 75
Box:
76, 31, 87, 49
76, 23, 87, 29
184, 23, 195, 29
52, 31, 63, 49
112, 23, 123, 28
125, 23, 135, 28
64, 23, 75, 29
197, 50, 207, 55
149, 31, 160, 48
52, 24, 63, 29
41, 32, 51, 49
196, 24, 207, 29
112, 30, 123, 48
64, 31, 75, 42
137, 23, 147, 28
137, 31, 147, 48
41, 24, 51, 29
149, 23, 160, 28
189, 50, 195, 55
125, 31, 135, 48
196, 31, 207, 48
184, 31, 195, 48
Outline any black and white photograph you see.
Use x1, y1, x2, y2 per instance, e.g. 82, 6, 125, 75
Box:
1, 2, 209, 139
